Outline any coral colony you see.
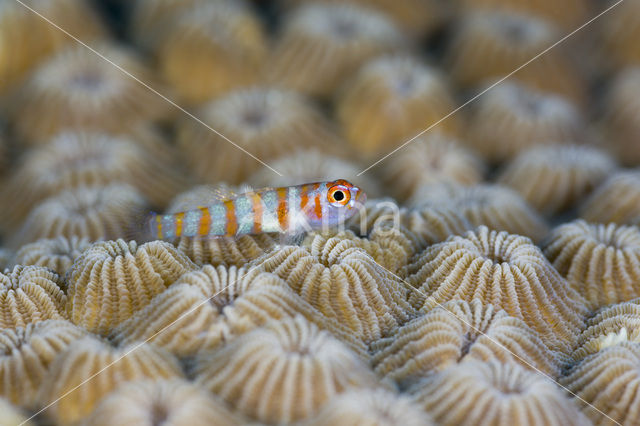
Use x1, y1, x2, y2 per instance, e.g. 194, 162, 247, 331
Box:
0, 0, 639, 425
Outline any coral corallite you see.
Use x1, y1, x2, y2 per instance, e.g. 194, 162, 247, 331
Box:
0, 266, 67, 329
14, 236, 92, 278
303, 388, 434, 426
498, 145, 617, 216
157, 1, 267, 104
267, 3, 406, 97
252, 244, 414, 343
580, 169, 640, 226
543, 220, 640, 309
8, 44, 171, 145
66, 239, 196, 335
194, 315, 379, 424
111, 266, 367, 359
561, 342, 640, 426
336, 56, 461, 157
446, 10, 584, 104
371, 299, 564, 390
465, 81, 584, 164
37, 336, 184, 425
407, 226, 587, 351
0, 320, 87, 408
176, 87, 341, 184
413, 360, 590, 426
84, 379, 244, 426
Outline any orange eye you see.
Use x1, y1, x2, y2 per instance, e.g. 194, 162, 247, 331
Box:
327, 185, 351, 206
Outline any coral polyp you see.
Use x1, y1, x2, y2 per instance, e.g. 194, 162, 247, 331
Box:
267, 3, 406, 97
336, 56, 461, 157
498, 145, 616, 216
194, 315, 379, 423
14, 237, 93, 278
67, 239, 196, 335
157, 1, 267, 104
8, 44, 171, 145
407, 226, 587, 350
580, 170, 640, 225
543, 220, 640, 309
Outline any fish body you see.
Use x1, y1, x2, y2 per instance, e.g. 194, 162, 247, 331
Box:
150, 179, 366, 239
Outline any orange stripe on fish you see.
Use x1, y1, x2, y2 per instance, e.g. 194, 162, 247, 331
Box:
156, 215, 163, 239
225, 200, 238, 235
175, 212, 185, 237
277, 187, 288, 231
198, 206, 211, 235
300, 184, 310, 214
252, 192, 263, 234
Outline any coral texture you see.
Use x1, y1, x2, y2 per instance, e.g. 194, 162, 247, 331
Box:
498, 145, 616, 215
304, 388, 434, 426
267, 3, 406, 97
176, 87, 341, 184
0, 131, 187, 232
67, 239, 196, 335
455, 0, 589, 28
111, 266, 367, 358
580, 169, 640, 225
84, 379, 244, 426
10, 184, 149, 247
0, 320, 87, 408
0, 266, 67, 328
252, 244, 413, 342
372, 299, 563, 389
543, 221, 640, 309
194, 315, 379, 423
336, 56, 460, 157
465, 81, 584, 163
408, 184, 549, 242
446, 10, 584, 104
8, 44, 171, 144
379, 133, 485, 201
157, 1, 267, 104
413, 360, 589, 426
0, 0, 104, 93
561, 342, 640, 426
14, 236, 92, 278
407, 226, 587, 350
0, 398, 32, 426
129, 0, 206, 49
37, 337, 183, 425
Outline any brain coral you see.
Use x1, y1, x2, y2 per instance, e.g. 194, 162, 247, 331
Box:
336, 56, 460, 157
248, 149, 381, 199
157, 1, 266, 104
571, 299, 640, 363
111, 266, 367, 359
67, 239, 196, 335
0, 320, 86, 408
446, 10, 584, 104
0, 398, 32, 426
267, 3, 406, 97
372, 299, 564, 390
14, 236, 92, 278
498, 145, 616, 216
402, 203, 473, 247
165, 184, 277, 266
408, 184, 549, 242
0, 266, 67, 328
9, 184, 149, 247
413, 360, 589, 426
8, 44, 171, 145
251, 243, 413, 343
407, 226, 587, 351
0, 0, 104, 93
543, 220, 640, 309
601, 67, 640, 166
379, 133, 485, 201
465, 81, 584, 164
580, 169, 640, 225
0, 131, 188, 232
455, 0, 589, 28
561, 342, 640, 425
37, 336, 183, 425
84, 379, 244, 426
304, 388, 434, 426
194, 315, 379, 424
176, 87, 341, 184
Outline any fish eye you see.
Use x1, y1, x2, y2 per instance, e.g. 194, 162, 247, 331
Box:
328, 185, 351, 206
